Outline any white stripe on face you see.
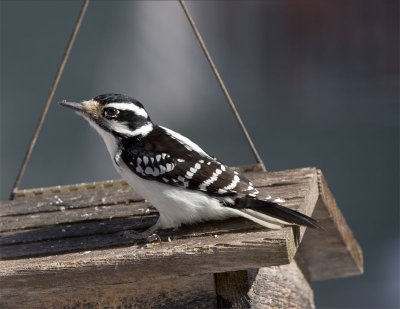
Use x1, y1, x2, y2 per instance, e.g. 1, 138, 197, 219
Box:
105, 103, 148, 118
128, 123, 154, 137
109, 121, 153, 137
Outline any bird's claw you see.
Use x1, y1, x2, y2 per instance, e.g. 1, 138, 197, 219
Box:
147, 233, 162, 243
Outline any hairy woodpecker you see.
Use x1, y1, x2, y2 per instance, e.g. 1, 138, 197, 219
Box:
60, 94, 319, 238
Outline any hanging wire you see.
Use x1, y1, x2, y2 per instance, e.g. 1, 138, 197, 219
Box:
178, 0, 267, 172
9, 0, 265, 200
9, 0, 90, 200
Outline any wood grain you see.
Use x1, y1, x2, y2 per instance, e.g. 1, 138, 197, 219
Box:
2, 272, 218, 309
297, 171, 364, 280
215, 270, 251, 308
247, 262, 315, 309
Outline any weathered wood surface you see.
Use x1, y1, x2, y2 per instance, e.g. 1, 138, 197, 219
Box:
215, 270, 251, 308
1, 262, 315, 309
213, 260, 315, 309
3, 271, 218, 309
247, 262, 315, 309
0, 167, 362, 308
0, 168, 317, 260
297, 171, 364, 280
0, 168, 362, 277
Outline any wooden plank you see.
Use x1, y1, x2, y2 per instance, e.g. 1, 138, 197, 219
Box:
297, 171, 363, 280
0, 183, 144, 217
12, 179, 130, 199
0, 261, 315, 309
0, 217, 154, 246
0, 217, 294, 260
0, 201, 152, 232
0, 227, 297, 279
1, 272, 217, 309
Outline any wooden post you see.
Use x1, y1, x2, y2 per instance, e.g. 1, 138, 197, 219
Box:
0, 167, 363, 308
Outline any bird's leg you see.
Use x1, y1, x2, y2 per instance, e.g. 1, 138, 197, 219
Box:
121, 222, 161, 243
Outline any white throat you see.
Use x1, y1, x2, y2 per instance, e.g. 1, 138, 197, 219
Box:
86, 118, 119, 159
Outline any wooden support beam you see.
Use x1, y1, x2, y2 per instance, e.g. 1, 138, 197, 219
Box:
215, 270, 251, 308
247, 262, 315, 309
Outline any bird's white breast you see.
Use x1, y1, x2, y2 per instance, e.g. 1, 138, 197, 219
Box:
116, 157, 235, 228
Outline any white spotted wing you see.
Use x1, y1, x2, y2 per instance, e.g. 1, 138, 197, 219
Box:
119, 126, 260, 199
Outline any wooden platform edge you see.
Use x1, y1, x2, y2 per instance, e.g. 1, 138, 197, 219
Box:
297, 170, 364, 281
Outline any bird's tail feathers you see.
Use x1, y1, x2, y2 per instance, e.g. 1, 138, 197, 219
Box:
234, 208, 287, 229
233, 198, 321, 229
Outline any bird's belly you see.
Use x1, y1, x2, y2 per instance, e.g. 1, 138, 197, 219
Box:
115, 161, 235, 229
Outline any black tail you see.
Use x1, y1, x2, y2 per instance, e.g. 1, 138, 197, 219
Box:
234, 198, 321, 229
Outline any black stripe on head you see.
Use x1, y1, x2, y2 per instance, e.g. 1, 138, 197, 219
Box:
116, 110, 151, 130
94, 93, 145, 109
96, 93, 151, 123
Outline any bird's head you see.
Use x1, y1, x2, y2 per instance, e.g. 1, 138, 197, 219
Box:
59, 93, 153, 139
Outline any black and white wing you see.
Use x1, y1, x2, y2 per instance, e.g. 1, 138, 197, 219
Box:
119, 125, 258, 198
120, 125, 320, 229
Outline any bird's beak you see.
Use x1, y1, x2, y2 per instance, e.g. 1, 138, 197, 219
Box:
58, 100, 85, 112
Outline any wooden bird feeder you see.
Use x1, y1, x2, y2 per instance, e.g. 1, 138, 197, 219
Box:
1, 1, 363, 307
0, 166, 363, 308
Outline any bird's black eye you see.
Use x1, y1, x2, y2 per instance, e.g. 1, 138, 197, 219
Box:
103, 107, 119, 118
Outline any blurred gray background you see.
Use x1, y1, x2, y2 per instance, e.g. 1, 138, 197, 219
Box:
1, 0, 398, 308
